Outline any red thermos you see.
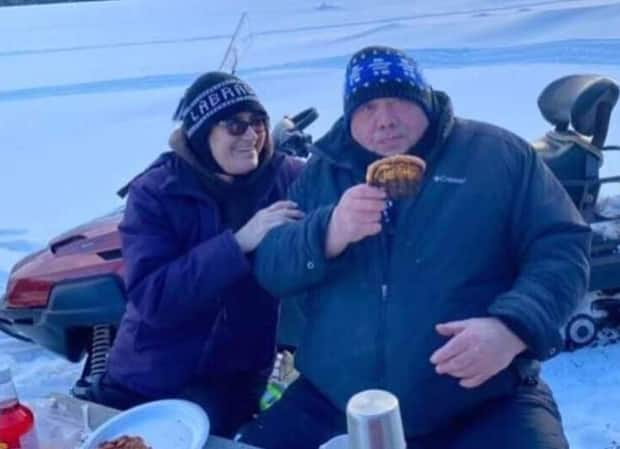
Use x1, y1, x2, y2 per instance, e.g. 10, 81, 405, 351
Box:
0, 367, 39, 449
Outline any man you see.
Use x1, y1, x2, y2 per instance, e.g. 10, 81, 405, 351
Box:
240, 46, 590, 449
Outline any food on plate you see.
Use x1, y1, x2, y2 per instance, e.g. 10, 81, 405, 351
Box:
96, 435, 151, 449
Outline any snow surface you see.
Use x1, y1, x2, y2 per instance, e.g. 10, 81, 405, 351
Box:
1, 0, 619, 448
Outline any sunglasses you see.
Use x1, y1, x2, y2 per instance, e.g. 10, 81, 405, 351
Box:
218, 115, 267, 136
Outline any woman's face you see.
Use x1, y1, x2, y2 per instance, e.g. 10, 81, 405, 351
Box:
208, 111, 268, 175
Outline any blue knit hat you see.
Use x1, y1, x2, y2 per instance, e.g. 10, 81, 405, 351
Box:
343, 46, 432, 126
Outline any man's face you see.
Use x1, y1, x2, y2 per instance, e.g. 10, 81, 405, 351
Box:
350, 97, 429, 156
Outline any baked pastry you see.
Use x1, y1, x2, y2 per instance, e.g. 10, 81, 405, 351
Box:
97, 435, 151, 449
366, 154, 426, 198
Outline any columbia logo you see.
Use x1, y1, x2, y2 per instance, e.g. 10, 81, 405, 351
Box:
433, 175, 467, 184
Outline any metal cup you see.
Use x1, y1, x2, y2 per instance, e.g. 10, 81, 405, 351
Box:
346, 389, 406, 449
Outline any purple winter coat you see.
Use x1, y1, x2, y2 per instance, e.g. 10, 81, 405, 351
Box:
107, 151, 303, 397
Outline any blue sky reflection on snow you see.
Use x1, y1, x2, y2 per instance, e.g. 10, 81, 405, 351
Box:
0, 38, 619, 103
0, 239, 40, 253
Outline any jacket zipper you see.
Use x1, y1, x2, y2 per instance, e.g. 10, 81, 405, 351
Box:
381, 284, 389, 302
378, 201, 394, 385
378, 236, 389, 386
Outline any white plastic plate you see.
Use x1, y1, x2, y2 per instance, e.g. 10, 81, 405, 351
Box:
80, 399, 209, 449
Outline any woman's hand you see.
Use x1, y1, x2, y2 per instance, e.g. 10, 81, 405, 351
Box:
235, 201, 304, 253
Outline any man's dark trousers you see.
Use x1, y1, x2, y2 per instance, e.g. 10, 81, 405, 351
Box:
238, 376, 569, 449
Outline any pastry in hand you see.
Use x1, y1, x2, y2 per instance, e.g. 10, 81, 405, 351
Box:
366, 154, 426, 198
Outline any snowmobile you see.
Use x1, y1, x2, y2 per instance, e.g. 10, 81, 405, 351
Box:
0, 108, 318, 399
532, 74, 620, 349
0, 74, 618, 398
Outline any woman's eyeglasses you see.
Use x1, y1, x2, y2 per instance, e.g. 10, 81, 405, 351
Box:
219, 115, 267, 136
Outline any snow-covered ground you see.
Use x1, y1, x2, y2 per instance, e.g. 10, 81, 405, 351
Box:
1, 0, 619, 447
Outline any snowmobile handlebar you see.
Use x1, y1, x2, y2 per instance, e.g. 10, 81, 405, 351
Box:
272, 107, 319, 158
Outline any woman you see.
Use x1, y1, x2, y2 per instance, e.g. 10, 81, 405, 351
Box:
95, 72, 304, 437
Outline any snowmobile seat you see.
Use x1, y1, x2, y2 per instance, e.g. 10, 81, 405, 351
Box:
532, 131, 602, 213
533, 75, 619, 215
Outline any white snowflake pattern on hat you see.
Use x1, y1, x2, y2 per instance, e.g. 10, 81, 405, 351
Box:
368, 57, 392, 76
398, 57, 423, 84
349, 64, 363, 87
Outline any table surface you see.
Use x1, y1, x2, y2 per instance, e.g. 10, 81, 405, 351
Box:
50, 394, 262, 449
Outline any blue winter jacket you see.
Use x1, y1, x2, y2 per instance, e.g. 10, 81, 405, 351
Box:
254, 92, 591, 436
107, 150, 302, 397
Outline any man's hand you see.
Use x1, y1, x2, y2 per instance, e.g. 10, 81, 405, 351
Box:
429, 317, 526, 388
235, 201, 304, 253
325, 184, 386, 258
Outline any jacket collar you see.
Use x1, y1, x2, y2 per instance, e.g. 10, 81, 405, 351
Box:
118, 130, 285, 203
